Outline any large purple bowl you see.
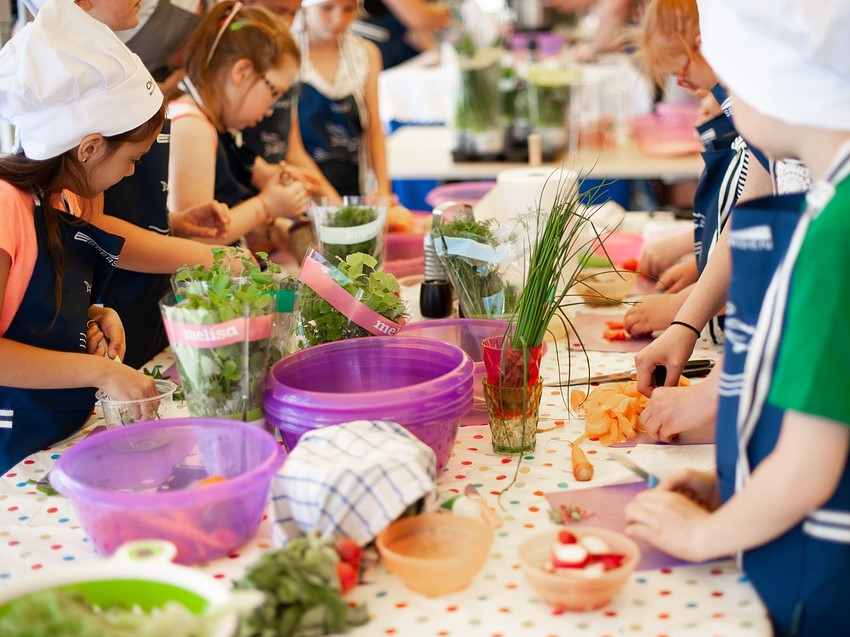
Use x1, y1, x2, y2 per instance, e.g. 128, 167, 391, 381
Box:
264, 337, 473, 471
50, 418, 284, 565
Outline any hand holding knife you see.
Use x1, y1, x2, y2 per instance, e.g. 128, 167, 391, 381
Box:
544, 358, 714, 387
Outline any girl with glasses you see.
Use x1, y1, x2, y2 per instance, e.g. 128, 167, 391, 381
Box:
168, 1, 310, 247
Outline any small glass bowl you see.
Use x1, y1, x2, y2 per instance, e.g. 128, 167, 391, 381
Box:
96, 379, 178, 427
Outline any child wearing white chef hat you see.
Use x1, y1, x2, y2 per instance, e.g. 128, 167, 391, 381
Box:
0, 0, 165, 471
626, 1, 850, 635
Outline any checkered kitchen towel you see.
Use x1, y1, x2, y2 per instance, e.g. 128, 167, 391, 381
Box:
271, 420, 437, 546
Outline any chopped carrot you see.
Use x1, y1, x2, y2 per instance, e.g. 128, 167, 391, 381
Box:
570, 389, 586, 412
571, 445, 593, 482
198, 474, 227, 487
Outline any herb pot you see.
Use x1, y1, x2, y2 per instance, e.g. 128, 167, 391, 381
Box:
482, 379, 542, 454
481, 335, 546, 387
160, 293, 274, 422
309, 196, 391, 265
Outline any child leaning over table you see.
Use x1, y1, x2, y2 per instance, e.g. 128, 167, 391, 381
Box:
0, 0, 162, 471
625, 1, 850, 635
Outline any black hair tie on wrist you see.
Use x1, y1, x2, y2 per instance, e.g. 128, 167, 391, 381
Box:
670, 320, 701, 338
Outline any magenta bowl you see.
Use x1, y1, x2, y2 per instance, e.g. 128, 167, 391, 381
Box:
398, 319, 508, 426
264, 336, 473, 471
50, 418, 283, 565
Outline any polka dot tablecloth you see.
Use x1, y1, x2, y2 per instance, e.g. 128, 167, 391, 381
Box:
0, 337, 772, 636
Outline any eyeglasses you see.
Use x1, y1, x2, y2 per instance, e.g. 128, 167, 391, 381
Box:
676, 54, 697, 91
205, 1, 244, 68
261, 74, 285, 101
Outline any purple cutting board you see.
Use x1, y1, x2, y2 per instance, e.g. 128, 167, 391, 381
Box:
544, 482, 718, 571
568, 311, 653, 353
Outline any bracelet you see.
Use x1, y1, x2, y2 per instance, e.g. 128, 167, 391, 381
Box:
670, 320, 702, 338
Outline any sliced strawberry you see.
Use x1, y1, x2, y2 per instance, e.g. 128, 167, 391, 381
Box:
588, 553, 626, 571
605, 320, 625, 329
621, 258, 638, 271
603, 328, 629, 341
580, 534, 610, 555
551, 543, 589, 568
557, 529, 578, 544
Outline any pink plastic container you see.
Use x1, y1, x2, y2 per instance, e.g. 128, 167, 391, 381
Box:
264, 336, 473, 471
632, 114, 701, 157
398, 319, 508, 426
50, 418, 284, 565
425, 181, 496, 209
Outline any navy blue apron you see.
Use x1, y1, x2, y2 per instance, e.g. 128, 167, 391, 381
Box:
711, 83, 771, 174
354, 2, 418, 70
716, 184, 850, 635
101, 122, 172, 369
0, 201, 124, 472
693, 113, 746, 275
298, 84, 363, 197
240, 84, 297, 165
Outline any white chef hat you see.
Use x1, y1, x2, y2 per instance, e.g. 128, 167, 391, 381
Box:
0, 0, 163, 160
700, 0, 850, 131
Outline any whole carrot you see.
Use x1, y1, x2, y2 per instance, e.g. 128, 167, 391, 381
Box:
571, 444, 593, 482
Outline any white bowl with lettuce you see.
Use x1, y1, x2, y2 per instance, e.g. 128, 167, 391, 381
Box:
0, 541, 260, 637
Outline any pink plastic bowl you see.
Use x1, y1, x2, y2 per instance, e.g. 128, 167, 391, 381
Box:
398, 319, 508, 426
425, 181, 496, 209
632, 114, 701, 157
50, 418, 284, 565
264, 336, 473, 471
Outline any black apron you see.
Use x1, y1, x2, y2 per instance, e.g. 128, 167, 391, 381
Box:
101, 122, 172, 369
0, 200, 124, 471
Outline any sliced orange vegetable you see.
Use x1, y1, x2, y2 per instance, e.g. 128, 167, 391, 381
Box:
198, 474, 227, 487
570, 389, 586, 412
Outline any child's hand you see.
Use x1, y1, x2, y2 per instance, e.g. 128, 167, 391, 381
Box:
282, 164, 321, 195
171, 200, 231, 240
659, 468, 721, 511
638, 232, 693, 278
260, 177, 308, 218
654, 259, 698, 293
97, 366, 159, 419
86, 306, 126, 361
633, 326, 700, 396
639, 382, 718, 443
624, 484, 714, 562
623, 291, 686, 337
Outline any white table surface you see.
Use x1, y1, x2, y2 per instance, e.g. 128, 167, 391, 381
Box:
388, 125, 705, 182
0, 308, 771, 637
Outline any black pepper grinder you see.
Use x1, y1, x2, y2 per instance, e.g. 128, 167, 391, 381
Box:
420, 201, 474, 318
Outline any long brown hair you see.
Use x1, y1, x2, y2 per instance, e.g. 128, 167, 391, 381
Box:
182, 1, 300, 132
0, 100, 167, 331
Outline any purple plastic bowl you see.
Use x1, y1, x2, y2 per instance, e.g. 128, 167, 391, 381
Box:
50, 418, 284, 565
398, 319, 508, 426
264, 337, 473, 471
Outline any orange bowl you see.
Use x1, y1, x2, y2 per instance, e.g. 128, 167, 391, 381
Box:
518, 527, 639, 610
377, 512, 493, 597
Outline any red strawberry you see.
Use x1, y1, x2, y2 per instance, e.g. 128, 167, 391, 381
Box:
335, 561, 358, 594
621, 258, 638, 271
589, 553, 626, 571
557, 529, 577, 544
335, 537, 363, 570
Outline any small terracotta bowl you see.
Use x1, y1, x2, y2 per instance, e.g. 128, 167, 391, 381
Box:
377, 512, 493, 597
518, 526, 640, 611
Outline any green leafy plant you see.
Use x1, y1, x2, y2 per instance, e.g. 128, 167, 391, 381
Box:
295, 252, 408, 348
234, 534, 368, 637
317, 204, 380, 262
434, 217, 521, 319
161, 248, 279, 420
453, 32, 502, 134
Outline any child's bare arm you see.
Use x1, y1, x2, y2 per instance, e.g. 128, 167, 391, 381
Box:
625, 410, 849, 561
363, 40, 390, 195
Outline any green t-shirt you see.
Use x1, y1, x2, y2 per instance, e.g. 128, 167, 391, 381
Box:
769, 176, 850, 425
